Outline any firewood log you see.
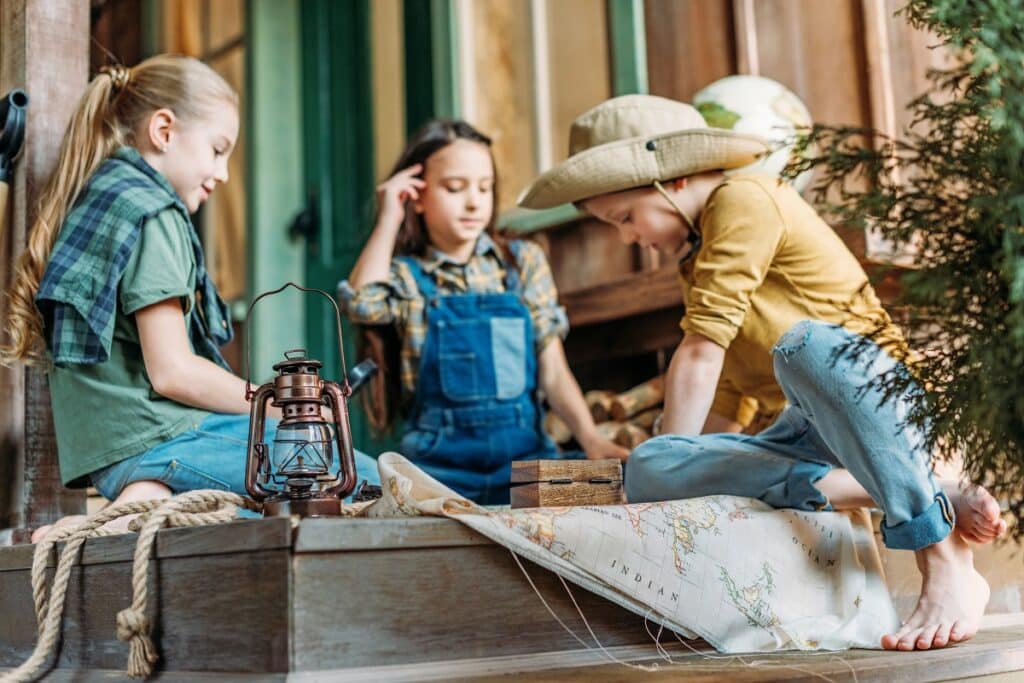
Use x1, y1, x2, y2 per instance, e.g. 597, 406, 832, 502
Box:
627, 407, 661, 430
544, 412, 572, 444
595, 420, 625, 440
610, 375, 665, 421
614, 423, 651, 448
585, 390, 616, 423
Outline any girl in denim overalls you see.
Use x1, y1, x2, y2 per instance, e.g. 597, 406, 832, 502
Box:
342, 120, 627, 504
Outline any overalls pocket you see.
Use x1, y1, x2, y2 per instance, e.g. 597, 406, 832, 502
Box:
439, 319, 487, 401
491, 317, 527, 399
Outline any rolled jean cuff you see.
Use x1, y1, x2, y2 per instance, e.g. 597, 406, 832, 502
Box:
787, 460, 833, 511
880, 492, 955, 550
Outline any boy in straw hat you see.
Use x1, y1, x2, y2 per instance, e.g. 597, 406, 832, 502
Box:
520, 94, 1006, 651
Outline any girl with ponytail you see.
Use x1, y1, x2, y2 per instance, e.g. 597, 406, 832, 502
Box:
2, 55, 379, 541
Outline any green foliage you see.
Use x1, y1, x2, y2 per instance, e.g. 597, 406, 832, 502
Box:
784, 0, 1024, 535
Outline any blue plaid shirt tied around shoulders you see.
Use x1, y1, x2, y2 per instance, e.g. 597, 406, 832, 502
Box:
36, 147, 232, 369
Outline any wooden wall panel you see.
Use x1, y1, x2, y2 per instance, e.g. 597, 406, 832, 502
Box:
466, 0, 537, 212
545, 0, 611, 165
1, 0, 91, 539
207, 47, 246, 302
881, 0, 954, 135
371, 0, 406, 182
753, 0, 871, 128
645, 0, 736, 102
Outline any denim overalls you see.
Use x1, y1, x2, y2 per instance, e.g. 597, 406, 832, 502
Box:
398, 245, 561, 504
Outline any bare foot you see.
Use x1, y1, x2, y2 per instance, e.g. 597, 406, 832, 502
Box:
29, 480, 173, 544
30, 515, 88, 543
940, 479, 1007, 544
881, 533, 990, 650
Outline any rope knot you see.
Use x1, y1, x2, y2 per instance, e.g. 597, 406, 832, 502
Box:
115, 608, 149, 642
116, 608, 158, 678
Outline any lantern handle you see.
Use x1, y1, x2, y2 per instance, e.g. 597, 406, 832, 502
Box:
242, 282, 350, 399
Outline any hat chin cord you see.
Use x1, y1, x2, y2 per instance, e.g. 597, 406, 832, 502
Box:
652, 180, 701, 263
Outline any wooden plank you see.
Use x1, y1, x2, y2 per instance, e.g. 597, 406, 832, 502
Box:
464, 619, 1024, 682
0, 549, 291, 673
292, 516, 492, 552
645, 0, 735, 102
462, 0, 537, 211
546, 0, 611, 167
510, 481, 624, 509
566, 306, 683, 365
510, 459, 622, 484
0, 517, 293, 571
562, 265, 682, 327
544, 216, 637, 294
0, 0, 90, 542
732, 0, 759, 75
290, 546, 657, 670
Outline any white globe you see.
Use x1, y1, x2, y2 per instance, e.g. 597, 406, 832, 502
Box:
692, 75, 814, 193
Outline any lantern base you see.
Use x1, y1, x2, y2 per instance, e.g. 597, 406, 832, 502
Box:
262, 497, 343, 517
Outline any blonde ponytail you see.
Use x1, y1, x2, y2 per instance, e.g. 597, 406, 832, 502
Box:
1, 55, 237, 366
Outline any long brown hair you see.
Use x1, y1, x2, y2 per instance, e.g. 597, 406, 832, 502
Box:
1, 55, 237, 366
388, 118, 518, 260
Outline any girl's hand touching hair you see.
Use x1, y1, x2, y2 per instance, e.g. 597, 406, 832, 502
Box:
376, 163, 426, 231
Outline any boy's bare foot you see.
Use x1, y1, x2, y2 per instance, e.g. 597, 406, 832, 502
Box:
940, 479, 1007, 544
881, 532, 989, 650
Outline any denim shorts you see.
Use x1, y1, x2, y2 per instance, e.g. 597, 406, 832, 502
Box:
90, 412, 381, 501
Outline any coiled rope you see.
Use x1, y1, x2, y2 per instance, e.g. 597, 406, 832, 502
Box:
2, 489, 259, 682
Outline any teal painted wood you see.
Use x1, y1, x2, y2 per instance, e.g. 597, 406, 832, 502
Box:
499, 205, 584, 235
300, 0, 400, 455
246, 0, 308, 381
403, 0, 460, 134
607, 0, 649, 95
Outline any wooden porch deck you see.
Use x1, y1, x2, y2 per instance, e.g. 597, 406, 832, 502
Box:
0, 515, 1021, 681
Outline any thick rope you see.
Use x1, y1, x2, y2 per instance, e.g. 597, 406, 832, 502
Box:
2, 490, 259, 683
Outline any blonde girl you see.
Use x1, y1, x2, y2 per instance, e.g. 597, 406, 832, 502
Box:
2, 55, 378, 541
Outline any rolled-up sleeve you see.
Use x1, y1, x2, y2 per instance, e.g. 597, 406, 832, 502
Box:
516, 240, 569, 351
681, 179, 786, 350
337, 260, 417, 326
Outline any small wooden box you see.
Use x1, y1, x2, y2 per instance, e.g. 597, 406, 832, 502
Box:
509, 459, 624, 508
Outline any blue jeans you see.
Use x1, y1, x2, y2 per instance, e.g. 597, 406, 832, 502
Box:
625, 320, 954, 551
91, 413, 381, 503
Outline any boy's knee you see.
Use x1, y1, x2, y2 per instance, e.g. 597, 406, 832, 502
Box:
624, 434, 700, 503
771, 319, 847, 386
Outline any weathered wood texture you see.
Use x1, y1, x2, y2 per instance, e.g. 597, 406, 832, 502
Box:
510, 459, 622, 484
289, 545, 650, 670
510, 458, 624, 507
0, 0, 89, 539
510, 481, 624, 508
2, 517, 1022, 681
468, 617, 1024, 682
0, 519, 293, 674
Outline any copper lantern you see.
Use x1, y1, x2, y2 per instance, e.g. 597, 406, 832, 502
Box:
243, 284, 358, 516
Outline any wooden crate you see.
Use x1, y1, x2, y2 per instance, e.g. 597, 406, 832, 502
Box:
510, 459, 624, 508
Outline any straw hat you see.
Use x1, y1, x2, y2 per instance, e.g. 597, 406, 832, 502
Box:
518, 94, 771, 209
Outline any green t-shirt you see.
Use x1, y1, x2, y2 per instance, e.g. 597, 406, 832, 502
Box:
49, 208, 211, 486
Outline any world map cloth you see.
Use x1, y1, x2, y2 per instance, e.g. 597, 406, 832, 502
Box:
363, 452, 901, 653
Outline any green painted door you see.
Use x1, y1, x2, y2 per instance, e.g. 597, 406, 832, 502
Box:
299, 0, 396, 454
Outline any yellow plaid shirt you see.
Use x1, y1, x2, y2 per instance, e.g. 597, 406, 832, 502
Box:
338, 233, 568, 397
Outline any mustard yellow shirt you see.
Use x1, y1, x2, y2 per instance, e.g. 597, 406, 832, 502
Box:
680, 174, 909, 424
